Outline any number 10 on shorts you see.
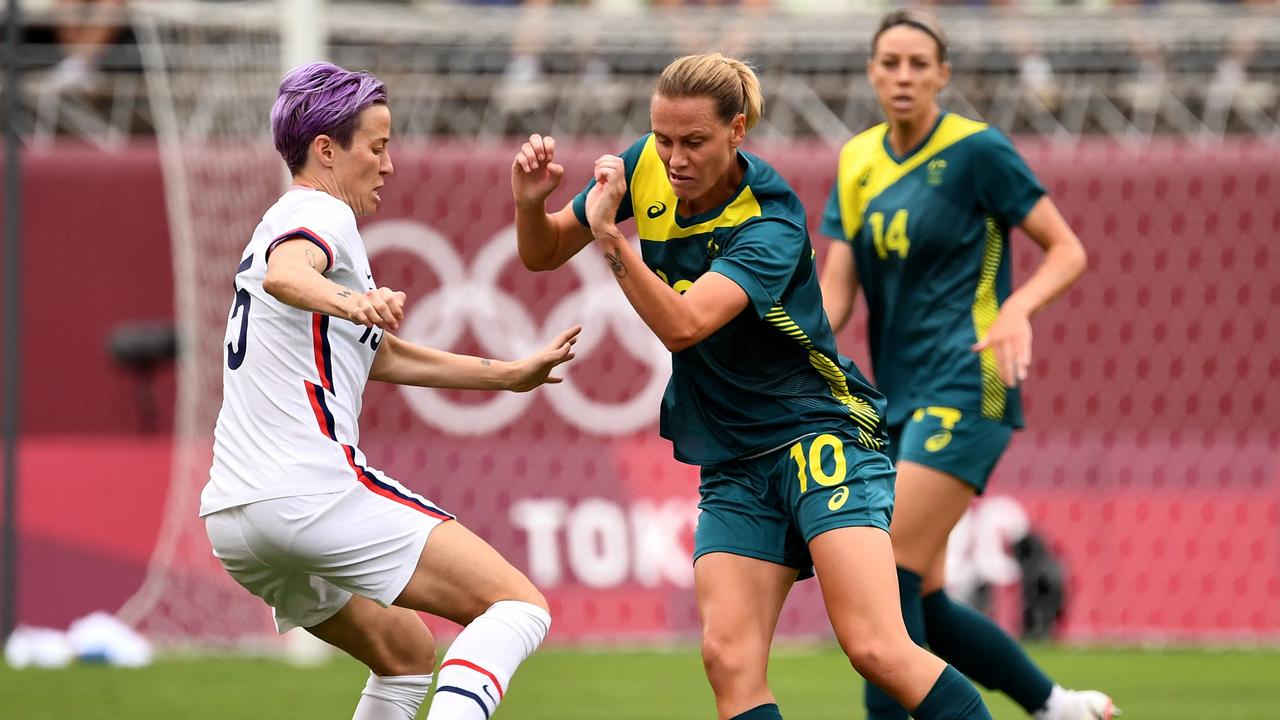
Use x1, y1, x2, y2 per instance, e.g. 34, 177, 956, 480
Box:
789, 434, 850, 511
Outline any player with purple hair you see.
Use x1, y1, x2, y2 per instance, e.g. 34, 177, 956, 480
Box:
201, 61, 580, 720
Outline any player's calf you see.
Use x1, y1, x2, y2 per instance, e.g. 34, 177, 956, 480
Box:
425, 600, 551, 720
354, 673, 433, 720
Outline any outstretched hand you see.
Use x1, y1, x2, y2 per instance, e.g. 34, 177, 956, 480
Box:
509, 325, 582, 392
972, 304, 1032, 388
511, 133, 565, 208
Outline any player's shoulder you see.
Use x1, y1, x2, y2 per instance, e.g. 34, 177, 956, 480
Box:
740, 149, 805, 227
270, 189, 359, 240
940, 114, 1014, 156
838, 122, 889, 166
617, 133, 660, 187
623, 133, 656, 164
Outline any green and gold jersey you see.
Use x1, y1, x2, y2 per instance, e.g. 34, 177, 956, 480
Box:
820, 113, 1045, 428
573, 134, 887, 465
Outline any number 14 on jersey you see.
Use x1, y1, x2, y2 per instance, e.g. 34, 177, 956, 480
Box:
869, 209, 910, 260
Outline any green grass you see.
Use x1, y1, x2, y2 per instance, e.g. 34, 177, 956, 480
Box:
3, 645, 1279, 719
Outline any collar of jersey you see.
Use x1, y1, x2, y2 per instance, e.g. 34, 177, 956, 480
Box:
880, 111, 949, 164
672, 151, 753, 229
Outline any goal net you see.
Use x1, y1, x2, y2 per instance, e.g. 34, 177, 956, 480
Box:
119, 2, 288, 648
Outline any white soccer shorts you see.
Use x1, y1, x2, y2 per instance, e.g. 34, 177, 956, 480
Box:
204, 480, 454, 633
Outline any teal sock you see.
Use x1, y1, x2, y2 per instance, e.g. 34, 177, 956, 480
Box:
865, 567, 925, 720
911, 665, 992, 720
729, 703, 782, 719
922, 590, 1053, 713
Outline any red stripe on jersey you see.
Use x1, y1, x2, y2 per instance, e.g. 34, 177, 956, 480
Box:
268, 227, 334, 272
440, 659, 505, 698
311, 314, 333, 392
341, 444, 453, 520
304, 381, 335, 440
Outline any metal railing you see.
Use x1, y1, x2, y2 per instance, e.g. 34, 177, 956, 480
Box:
4, 1, 1277, 148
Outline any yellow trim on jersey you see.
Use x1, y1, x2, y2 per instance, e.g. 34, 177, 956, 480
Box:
973, 217, 1006, 419
763, 304, 884, 450
631, 135, 763, 241
835, 115, 989, 241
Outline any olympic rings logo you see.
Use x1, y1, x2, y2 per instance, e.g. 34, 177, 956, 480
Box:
362, 219, 670, 436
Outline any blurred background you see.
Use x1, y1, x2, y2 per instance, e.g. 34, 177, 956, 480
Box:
0, 0, 1278, 717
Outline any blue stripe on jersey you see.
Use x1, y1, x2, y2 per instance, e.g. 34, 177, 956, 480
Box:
311, 383, 337, 440
318, 314, 333, 390
266, 228, 334, 272
434, 686, 490, 718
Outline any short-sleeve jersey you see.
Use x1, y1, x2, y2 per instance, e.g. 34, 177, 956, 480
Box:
820, 113, 1045, 428
573, 135, 887, 465
201, 189, 390, 516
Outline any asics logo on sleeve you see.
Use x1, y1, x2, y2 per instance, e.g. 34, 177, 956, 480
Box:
646, 201, 667, 218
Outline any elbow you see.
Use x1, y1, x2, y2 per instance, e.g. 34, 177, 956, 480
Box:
519, 256, 555, 273
660, 325, 703, 353
517, 247, 561, 273
261, 271, 290, 303
1067, 241, 1089, 283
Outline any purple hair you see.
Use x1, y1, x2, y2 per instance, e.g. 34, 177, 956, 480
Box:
270, 62, 388, 174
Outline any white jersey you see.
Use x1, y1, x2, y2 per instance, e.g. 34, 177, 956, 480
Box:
201, 189, 393, 516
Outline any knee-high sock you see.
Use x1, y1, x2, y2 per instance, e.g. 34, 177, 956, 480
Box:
426, 601, 551, 720
910, 665, 992, 720
922, 589, 1053, 713
865, 567, 925, 720
353, 673, 432, 720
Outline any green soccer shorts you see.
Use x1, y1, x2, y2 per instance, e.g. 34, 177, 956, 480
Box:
693, 431, 896, 579
887, 406, 1014, 493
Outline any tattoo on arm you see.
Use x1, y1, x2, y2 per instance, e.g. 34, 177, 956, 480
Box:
337, 289, 353, 298
604, 251, 627, 278
480, 359, 492, 366
305, 248, 320, 271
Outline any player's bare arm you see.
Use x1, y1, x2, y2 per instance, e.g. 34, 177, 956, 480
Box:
972, 195, 1087, 387
586, 154, 748, 353
818, 240, 862, 333
369, 325, 581, 391
264, 238, 405, 330
512, 132, 594, 271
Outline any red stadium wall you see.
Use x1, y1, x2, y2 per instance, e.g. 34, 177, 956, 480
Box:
2, 143, 176, 435
6, 140, 1279, 642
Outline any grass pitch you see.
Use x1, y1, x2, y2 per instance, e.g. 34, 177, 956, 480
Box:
3, 645, 1278, 719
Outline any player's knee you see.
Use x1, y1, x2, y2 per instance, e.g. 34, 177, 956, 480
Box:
511, 585, 549, 614
364, 618, 437, 676
367, 638, 436, 677
472, 577, 548, 621
838, 634, 895, 678
699, 632, 760, 688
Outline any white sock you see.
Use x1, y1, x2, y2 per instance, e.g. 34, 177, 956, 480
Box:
353, 673, 432, 720
1034, 685, 1070, 720
425, 601, 551, 720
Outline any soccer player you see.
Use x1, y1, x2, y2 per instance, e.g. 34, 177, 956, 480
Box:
201, 61, 580, 720
512, 52, 994, 720
818, 10, 1113, 720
